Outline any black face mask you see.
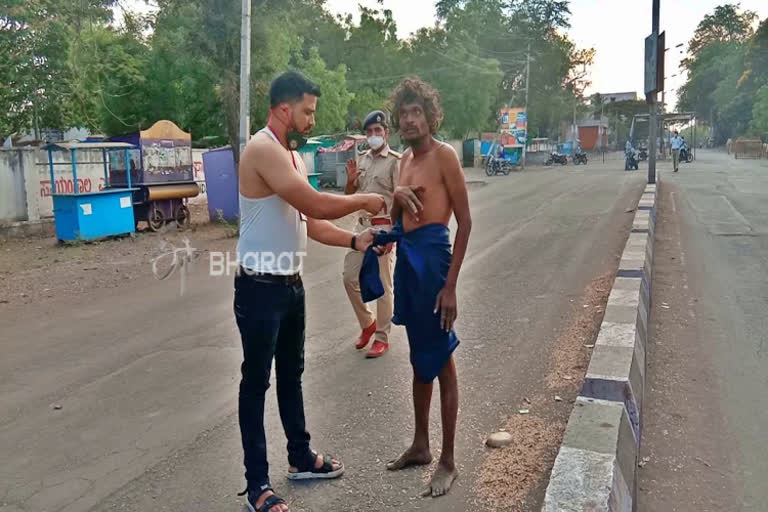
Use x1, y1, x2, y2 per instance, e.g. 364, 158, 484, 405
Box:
282, 109, 308, 151
286, 131, 307, 151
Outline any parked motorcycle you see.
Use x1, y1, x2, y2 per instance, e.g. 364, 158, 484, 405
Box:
573, 149, 588, 165
545, 152, 568, 166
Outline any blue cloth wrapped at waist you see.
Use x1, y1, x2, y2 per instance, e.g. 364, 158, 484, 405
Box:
360, 220, 459, 382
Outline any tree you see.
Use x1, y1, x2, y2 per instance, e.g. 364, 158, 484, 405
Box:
140, 4, 223, 138
0, 0, 147, 138
751, 85, 768, 135
434, 0, 590, 139
687, 4, 758, 56
67, 24, 149, 134
404, 27, 503, 138
1, 0, 76, 136
678, 5, 766, 142
338, 5, 405, 126
295, 47, 351, 134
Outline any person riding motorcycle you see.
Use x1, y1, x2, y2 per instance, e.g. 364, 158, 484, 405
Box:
625, 139, 639, 171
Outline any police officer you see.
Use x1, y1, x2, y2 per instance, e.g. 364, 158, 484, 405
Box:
343, 110, 401, 358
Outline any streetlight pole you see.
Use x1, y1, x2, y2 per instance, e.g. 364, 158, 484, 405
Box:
238, 0, 252, 156
601, 101, 605, 163
647, 0, 660, 184
522, 43, 530, 168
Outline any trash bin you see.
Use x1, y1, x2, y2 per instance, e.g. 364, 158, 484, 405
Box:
203, 147, 238, 222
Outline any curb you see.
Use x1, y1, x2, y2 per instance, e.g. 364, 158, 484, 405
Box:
542, 182, 657, 511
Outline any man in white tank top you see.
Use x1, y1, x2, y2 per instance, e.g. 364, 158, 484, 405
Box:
234, 71, 385, 512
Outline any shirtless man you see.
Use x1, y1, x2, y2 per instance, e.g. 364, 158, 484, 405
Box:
235, 70, 385, 512
382, 77, 472, 497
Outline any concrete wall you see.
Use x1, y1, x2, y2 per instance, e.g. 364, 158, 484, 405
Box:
0, 149, 31, 223
2, 147, 212, 228
36, 148, 110, 218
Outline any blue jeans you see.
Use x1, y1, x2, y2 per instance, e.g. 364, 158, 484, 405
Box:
234, 273, 314, 492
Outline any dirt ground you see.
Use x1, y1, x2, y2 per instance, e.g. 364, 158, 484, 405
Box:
0, 198, 366, 308
0, 204, 229, 307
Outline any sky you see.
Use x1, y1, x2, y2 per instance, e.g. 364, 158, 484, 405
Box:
325, 0, 768, 110
122, 0, 768, 110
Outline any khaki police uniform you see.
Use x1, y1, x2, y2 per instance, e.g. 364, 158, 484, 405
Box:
342, 145, 401, 343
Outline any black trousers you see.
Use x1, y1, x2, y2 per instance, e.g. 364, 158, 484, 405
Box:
234, 273, 314, 492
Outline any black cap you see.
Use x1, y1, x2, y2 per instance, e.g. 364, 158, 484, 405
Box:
363, 110, 387, 131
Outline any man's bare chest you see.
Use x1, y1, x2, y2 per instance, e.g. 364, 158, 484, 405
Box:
400, 160, 442, 188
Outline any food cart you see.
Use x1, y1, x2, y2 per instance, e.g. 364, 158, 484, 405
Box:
108, 120, 199, 231
43, 142, 138, 242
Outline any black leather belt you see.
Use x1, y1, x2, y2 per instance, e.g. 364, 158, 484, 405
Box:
238, 266, 301, 285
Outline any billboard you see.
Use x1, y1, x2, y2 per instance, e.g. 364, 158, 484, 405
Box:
500, 107, 527, 148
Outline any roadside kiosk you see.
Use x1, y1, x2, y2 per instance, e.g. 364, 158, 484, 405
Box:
44, 142, 137, 242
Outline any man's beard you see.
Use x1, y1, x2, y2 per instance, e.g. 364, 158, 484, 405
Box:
403, 132, 428, 146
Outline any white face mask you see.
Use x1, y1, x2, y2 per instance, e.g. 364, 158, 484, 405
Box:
367, 136, 385, 150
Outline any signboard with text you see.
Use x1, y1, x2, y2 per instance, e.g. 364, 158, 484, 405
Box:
499, 107, 527, 148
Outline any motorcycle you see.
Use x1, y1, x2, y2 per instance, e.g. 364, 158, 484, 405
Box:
679, 145, 693, 163
545, 152, 568, 166
625, 149, 639, 171
573, 149, 588, 165
484, 155, 512, 176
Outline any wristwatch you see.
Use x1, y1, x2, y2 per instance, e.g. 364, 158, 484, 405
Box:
350, 235, 357, 250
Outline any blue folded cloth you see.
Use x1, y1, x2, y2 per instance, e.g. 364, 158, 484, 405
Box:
360, 220, 459, 382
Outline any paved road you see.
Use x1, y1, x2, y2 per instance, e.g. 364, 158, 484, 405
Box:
639, 150, 768, 512
0, 161, 644, 512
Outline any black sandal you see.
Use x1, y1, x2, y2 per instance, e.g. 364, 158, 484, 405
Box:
238, 487, 287, 512
286, 451, 345, 480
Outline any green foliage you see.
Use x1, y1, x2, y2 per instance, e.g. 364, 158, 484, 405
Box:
679, 4, 767, 142
2, 0, 594, 147
687, 3, 758, 56
751, 85, 768, 135
295, 48, 351, 134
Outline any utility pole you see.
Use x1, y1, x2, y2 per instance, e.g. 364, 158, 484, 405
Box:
522, 43, 530, 168
33, 99, 40, 142
601, 101, 605, 163
571, 97, 579, 145
647, 0, 660, 184
238, 0, 252, 156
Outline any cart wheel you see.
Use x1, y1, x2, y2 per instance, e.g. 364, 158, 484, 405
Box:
175, 204, 191, 230
148, 205, 165, 232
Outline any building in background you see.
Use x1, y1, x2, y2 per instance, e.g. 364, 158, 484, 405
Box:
599, 92, 639, 103
577, 120, 610, 150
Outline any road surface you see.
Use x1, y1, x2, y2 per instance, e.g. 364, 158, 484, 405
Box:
639, 150, 768, 512
0, 160, 644, 512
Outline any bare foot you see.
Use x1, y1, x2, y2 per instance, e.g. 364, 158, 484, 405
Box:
421, 462, 458, 497
386, 446, 433, 471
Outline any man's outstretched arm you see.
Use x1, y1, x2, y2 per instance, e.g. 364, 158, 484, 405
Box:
306, 217, 373, 251
240, 142, 384, 219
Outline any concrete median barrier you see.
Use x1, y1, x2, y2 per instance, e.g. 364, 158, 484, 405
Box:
542, 183, 657, 511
